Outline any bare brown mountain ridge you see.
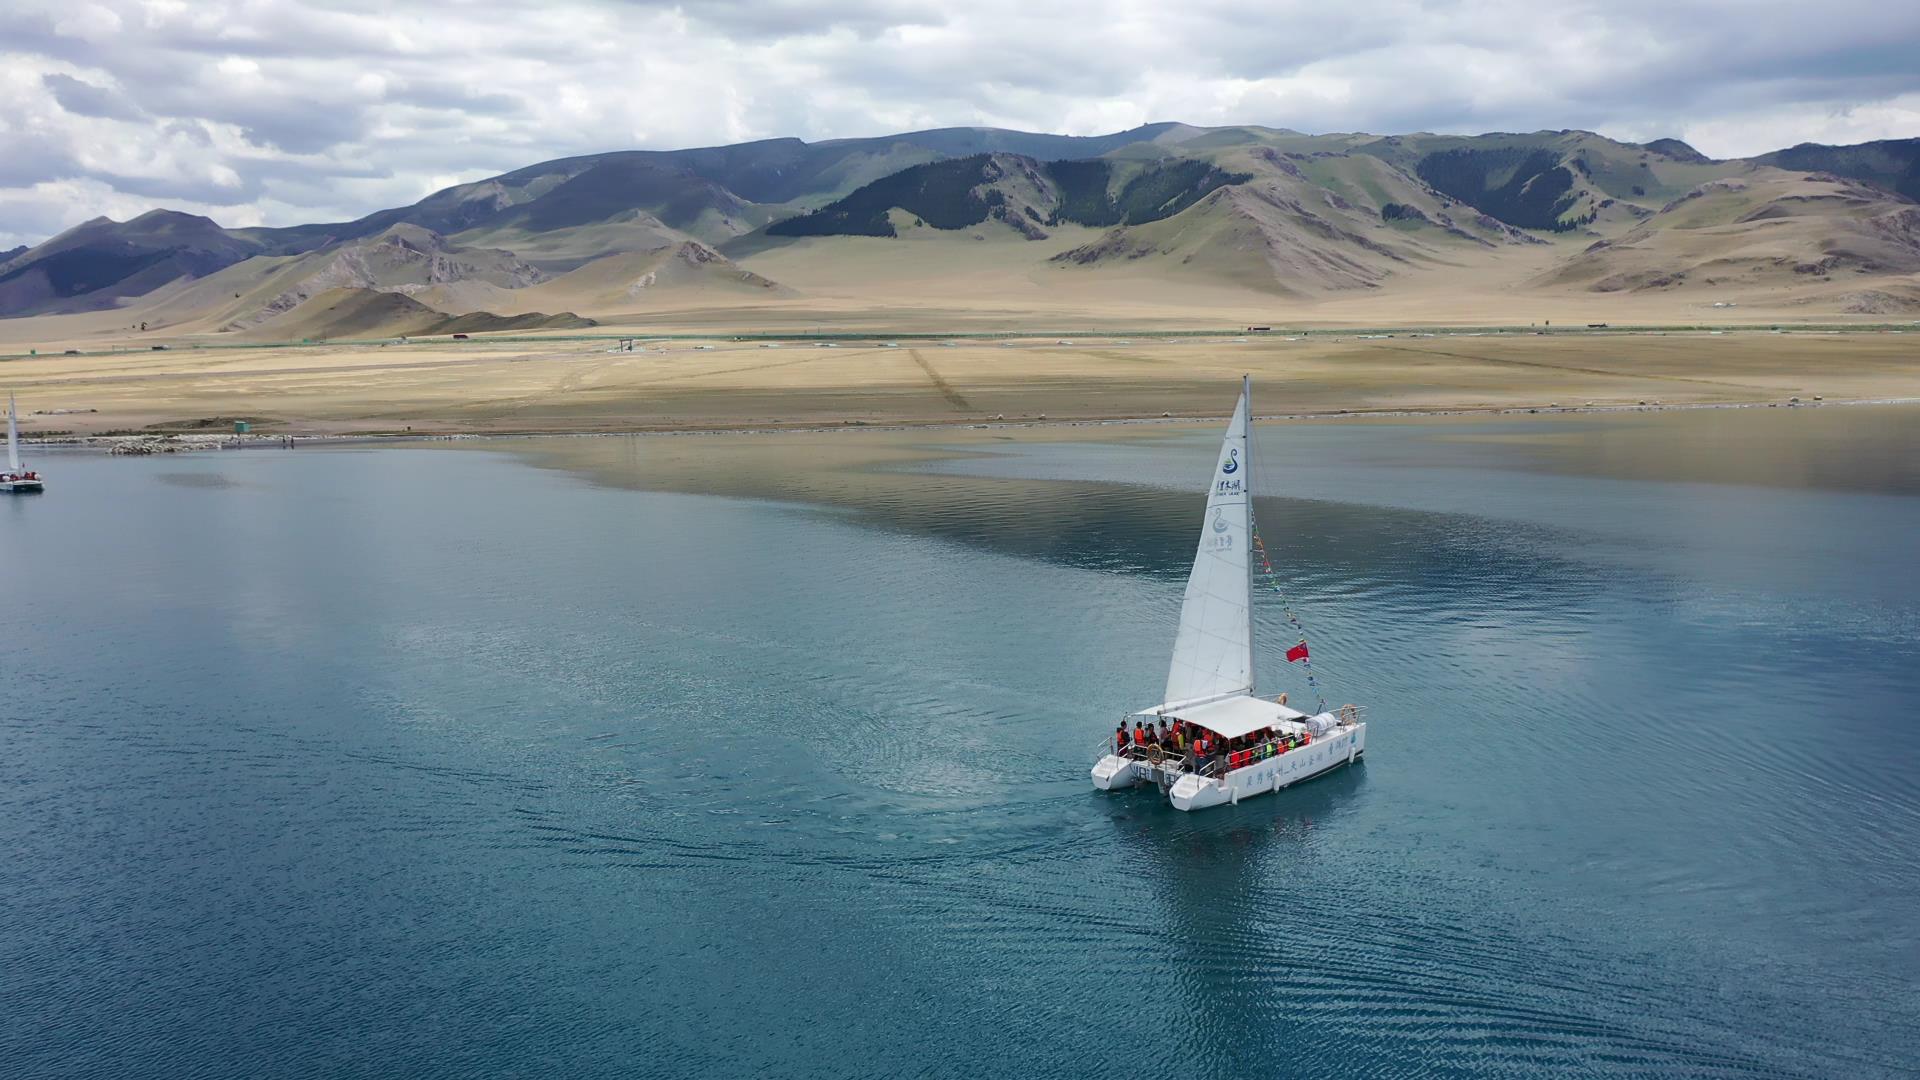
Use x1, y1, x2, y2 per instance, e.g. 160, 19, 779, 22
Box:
240, 287, 593, 342
215, 224, 551, 332
3, 126, 1917, 338
1539, 171, 1920, 307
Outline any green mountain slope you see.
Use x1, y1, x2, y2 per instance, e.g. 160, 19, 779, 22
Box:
764, 153, 1250, 238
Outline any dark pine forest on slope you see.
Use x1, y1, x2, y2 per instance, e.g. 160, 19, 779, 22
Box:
765, 154, 1253, 238
1415, 148, 1585, 232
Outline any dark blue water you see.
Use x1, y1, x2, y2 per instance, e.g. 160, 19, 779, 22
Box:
4, 408, 1917, 1077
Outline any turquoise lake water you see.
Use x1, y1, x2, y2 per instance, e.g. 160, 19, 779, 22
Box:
3, 406, 1917, 1077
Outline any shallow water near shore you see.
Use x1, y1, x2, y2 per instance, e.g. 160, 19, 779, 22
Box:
4, 406, 1917, 1077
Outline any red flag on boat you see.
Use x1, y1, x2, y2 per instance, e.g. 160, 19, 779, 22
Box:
1286, 641, 1310, 663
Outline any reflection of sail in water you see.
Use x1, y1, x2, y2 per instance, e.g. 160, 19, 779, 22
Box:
1091, 376, 1364, 810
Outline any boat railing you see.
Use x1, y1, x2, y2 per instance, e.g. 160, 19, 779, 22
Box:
1096, 736, 1209, 782
1100, 715, 1364, 778
1195, 730, 1339, 778
1094, 736, 1163, 764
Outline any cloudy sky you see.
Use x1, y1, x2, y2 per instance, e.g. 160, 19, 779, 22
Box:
2, 0, 1916, 247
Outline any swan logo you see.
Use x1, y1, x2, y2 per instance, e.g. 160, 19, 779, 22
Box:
1212, 511, 1229, 533
1221, 449, 1239, 475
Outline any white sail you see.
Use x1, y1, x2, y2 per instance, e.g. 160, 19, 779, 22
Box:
6, 394, 19, 472
1163, 377, 1255, 706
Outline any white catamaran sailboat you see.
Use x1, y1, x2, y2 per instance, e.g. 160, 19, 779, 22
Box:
1092, 376, 1364, 811
2, 393, 44, 493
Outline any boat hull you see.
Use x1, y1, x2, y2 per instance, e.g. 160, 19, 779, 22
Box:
1090, 754, 1140, 790
1169, 723, 1365, 811
0, 479, 43, 493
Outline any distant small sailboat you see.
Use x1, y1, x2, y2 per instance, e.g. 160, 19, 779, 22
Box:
3, 393, 45, 493
1092, 376, 1364, 811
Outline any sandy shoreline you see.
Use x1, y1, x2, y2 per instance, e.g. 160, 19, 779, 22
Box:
5, 320, 1917, 447
25, 393, 1920, 454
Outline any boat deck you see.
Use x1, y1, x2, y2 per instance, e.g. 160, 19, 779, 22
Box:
1095, 715, 1366, 808
1106, 743, 1288, 787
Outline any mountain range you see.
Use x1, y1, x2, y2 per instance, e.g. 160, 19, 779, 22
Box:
4, 124, 1918, 338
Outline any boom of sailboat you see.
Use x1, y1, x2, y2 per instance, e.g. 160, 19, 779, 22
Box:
1091, 375, 1364, 810
2, 393, 44, 493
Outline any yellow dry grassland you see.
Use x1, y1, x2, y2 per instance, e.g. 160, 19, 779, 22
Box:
4, 330, 1914, 436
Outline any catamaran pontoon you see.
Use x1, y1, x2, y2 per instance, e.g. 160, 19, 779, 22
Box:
2, 393, 43, 493
1091, 376, 1364, 811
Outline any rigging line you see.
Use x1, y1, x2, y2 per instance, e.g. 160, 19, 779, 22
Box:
1249, 514, 1330, 713
1247, 495, 1378, 709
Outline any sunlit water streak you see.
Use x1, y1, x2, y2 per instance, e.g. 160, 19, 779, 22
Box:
2, 407, 1917, 1077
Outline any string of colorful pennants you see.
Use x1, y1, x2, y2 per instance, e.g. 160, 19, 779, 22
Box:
1250, 519, 1328, 715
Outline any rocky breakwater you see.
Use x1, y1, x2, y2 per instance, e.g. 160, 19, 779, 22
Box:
100, 433, 298, 455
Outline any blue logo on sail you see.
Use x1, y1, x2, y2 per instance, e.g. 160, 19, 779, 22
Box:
1221, 449, 1239, 474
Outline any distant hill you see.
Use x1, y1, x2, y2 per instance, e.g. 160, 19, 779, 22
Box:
1642, 138, 1713, 164
0, 210, 266, 316
1537, 171, 1920, 308
243, 286, 592, 341
6, 124, 1919, 330
1752, 138, 1920, 202
409, 240, 787, 318
195, 224, 550, 332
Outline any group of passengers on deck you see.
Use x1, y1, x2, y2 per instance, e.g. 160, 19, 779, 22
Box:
1114, 699, 1311, 773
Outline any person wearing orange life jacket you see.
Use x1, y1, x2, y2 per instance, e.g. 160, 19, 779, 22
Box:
1115, 723, 1129, 755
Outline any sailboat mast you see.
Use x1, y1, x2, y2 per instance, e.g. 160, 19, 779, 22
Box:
6, 394, 19, 472
1242, 374, 1255, 693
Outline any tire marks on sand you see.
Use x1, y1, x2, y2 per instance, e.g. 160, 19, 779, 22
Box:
908, 349, 974, 412
1370, 343, 1779, 392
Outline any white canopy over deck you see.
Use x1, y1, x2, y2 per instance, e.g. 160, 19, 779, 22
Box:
1137, 694, 1309, 739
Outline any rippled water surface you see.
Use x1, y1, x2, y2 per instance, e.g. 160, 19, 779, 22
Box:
4, 407, 1918, 1077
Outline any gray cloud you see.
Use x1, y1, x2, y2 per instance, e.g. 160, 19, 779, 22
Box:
41, 73, 145, 121
0, 132, 85, 188
617, 0, 946, 39
0, 0, 1915, 247
160, 120, 216, 148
